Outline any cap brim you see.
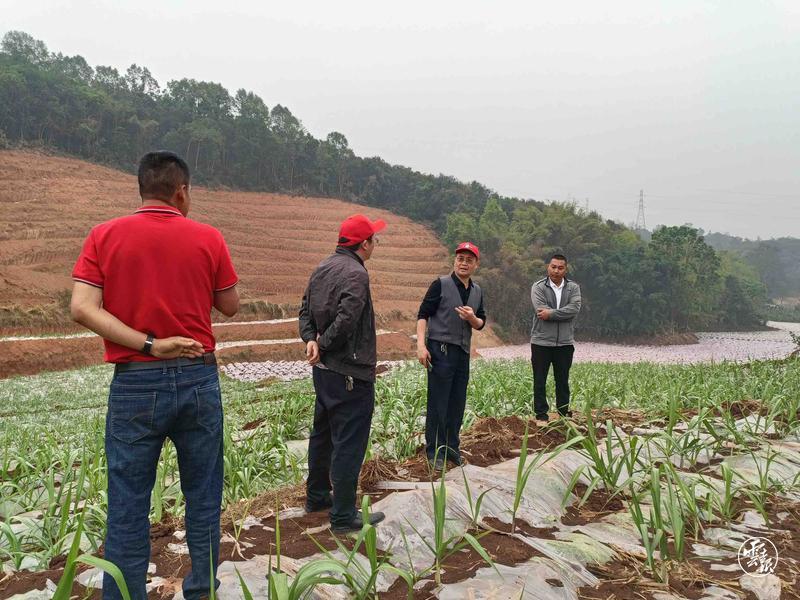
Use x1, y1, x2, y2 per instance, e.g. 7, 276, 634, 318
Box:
372, 219, 387, 234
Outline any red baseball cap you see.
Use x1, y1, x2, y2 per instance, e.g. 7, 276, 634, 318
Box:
455, 241, 480, 260
338, 214, 387, 245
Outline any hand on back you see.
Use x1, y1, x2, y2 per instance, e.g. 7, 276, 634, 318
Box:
152, 337, 204, 359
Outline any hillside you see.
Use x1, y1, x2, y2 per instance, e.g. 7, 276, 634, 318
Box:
0, 150, 450, 321
703, 231, 800, 299
0, 31, 771, 340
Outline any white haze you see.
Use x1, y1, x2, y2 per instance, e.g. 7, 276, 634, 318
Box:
3, 0, 799, 239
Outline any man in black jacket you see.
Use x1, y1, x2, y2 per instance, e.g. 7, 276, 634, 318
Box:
299, 214, 387, 533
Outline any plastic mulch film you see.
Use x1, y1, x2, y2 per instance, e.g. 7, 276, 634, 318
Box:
437, 556, 588, 600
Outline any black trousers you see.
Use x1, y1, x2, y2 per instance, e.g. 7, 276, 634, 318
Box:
306, 367, 375, 527
531, 343, 575, 419
425, 340, 470, 461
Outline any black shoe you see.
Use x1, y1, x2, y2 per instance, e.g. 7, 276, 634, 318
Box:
305, 495, 333, 513
428, 457, 445, 471
558, 410, 573, 419
535, 414, 549, 423
448, 455, 464, 466
331, 511, 386, 534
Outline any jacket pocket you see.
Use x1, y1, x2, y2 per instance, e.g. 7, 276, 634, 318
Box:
109, 392, 156, 444
533, 318, 543, 334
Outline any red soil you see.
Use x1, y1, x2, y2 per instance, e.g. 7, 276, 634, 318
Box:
0, 330, 415, 379
0, 150, 449, 316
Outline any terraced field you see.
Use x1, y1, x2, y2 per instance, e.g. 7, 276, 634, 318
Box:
0, 150, 449, 321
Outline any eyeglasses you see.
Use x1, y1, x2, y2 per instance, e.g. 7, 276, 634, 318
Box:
455, 255, 476, 264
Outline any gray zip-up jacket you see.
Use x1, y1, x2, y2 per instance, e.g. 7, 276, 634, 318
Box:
530, 277, 582, 347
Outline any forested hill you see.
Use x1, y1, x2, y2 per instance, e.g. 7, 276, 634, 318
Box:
0, 31, 498, 235
702, 233, 800, 300
0, 31, 775, 339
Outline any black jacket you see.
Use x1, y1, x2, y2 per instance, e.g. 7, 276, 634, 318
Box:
299, 247, 377, 382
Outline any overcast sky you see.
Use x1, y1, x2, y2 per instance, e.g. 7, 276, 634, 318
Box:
4, 0, 799, 239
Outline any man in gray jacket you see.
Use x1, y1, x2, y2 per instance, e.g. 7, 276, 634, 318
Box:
530, 254, 582, 423
299, 214, 387, 533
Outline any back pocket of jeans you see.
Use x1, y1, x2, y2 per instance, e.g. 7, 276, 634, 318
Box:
109, 392, 156, 444
195, 381, 222, 432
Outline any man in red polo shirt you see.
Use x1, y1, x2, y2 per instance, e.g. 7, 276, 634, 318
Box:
70, 151, 239, 600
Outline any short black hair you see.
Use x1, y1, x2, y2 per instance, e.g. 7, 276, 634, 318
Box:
339, 235, 373, 251
138, 151, 191, 200
549, 253, 568, 264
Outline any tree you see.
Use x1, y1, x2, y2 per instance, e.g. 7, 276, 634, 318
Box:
93, 65, 127, 93
444, 212, 478, 249
316, 132, 353, 195
270, 104, 306, 189
649, 226, 721, 329
477, 197, 509, 257
1, 31, 50, 64
125, 64, 160, 96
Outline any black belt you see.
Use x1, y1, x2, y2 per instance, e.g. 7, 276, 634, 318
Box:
114, 353, 216, 373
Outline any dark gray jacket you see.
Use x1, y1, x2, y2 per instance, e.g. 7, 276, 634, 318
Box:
299, 247, 377, 382
530, 277, 582, 346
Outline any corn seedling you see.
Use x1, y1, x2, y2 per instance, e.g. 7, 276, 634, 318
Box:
264, 497, 346, 600
568, 419, 629, 494
209, 543, 216, 600
231, 497, 255, 559
461, 466, 494, 529
561, 466, 602, 510
315, 496, 415, 599
406, 453, 496, 586
3, 355, 800, 576
52, 512, 131, 600
626, 479, 665, 580
510, 424, 584, 533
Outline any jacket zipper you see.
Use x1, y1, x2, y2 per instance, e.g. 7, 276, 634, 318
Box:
352, 320, 362, 361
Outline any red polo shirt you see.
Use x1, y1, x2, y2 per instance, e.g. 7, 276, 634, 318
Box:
72, 205, 238, 363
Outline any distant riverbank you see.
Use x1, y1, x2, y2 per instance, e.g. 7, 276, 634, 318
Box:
479, 321, 799, 363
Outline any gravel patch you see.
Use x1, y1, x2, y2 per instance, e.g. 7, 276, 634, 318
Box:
220, 360, 408, 382
221, 322, 799, 381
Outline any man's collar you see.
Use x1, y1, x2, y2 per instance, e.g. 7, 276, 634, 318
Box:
335, 246, 365, 266
547, 277, 566, 288
451, 272, 472, 289
135, 205, 182, 216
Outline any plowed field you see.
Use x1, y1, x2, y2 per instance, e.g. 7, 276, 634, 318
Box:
0, 151, 512, 378
0, 150, 449, 317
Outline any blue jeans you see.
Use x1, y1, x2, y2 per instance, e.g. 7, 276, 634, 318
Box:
102, 364, 224, 600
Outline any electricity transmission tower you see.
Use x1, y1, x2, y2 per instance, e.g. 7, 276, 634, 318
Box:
635, 189, 647, 230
